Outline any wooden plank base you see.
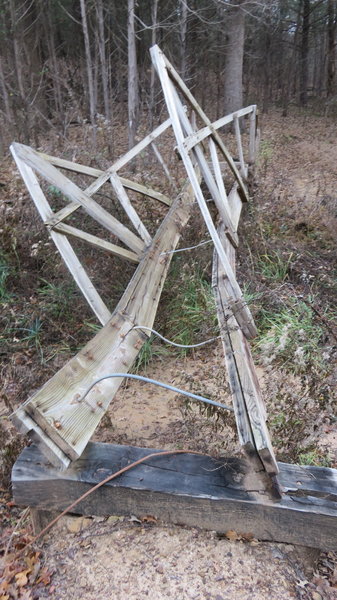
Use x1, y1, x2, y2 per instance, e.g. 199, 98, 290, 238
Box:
12, 442, 337, 551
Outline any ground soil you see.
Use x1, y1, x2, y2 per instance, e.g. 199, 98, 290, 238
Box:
1, 108, 337, 599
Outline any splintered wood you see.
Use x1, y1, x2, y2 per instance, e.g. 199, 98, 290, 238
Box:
10, 46, 278, 489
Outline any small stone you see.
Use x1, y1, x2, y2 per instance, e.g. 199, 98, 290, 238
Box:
66, 516, 92, 533
312, 593, 322, 600
107, 515, 122, 523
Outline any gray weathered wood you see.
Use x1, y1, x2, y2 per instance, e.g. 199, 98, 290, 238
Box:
12, 442, 337, 551
212, 225, 278, 476
11, 143, 145, 255
9, 147, 111, 326
39, 152, 172, 206
152, 46, 249, 202
12, 175, 199, 464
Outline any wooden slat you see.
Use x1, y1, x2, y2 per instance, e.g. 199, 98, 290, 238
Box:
233, 114, 247, 177
12, 442, 337, 551
12, 143, 145, 255
249, 106, 257, 165
212, 225, 277, 475
183, 105, 256, 151
84, 118, 173, 197
52, 223, 140, 263
151, 45, 249, 202
151, 46, 258, 338
212, 235, 257, 464
208, 138, 232, 225
12, 408, 71, 469
227, 184, 243, 232
109, 171, 152, 245
39, 152, 172, 206
13, 175, 199, 463
173, 95, 238, 247
10, 146, 111, 326
151, 142, 177, 188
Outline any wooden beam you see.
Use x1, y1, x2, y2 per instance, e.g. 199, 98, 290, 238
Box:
151, 46, 256, 338
12, 442, 337, 551
51, 222, 140, 264
233, 114, 247, 177
38, 152, 172, 206
212, 225, 277, 476
12, 174, 199, 465
109, 171, 152, 245
9, 147, 111, 326
249, 106, 257, 165
11, 143, 145, 255
151, 45, 249, 202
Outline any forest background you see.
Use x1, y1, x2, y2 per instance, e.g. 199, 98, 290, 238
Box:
0, 0, 337, 155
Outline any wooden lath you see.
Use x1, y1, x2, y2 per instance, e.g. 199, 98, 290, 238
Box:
10, 119, 175, 325
150, 44, 257, 339
12, 172, 200, 468
150, 46, 277, 478
11, 47, 277, 490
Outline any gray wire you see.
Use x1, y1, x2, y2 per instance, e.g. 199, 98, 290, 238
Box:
78, 373, 233, 412
132, 325, 221, 349
160, 239, 212, 256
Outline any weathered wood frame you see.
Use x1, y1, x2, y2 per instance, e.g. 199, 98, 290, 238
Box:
11, 49, 270, 479
12, 442, 337, 551
10, 47, 337, 548
150, 45, 257, 340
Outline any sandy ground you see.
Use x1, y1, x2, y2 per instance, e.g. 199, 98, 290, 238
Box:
41, 517, 321, 600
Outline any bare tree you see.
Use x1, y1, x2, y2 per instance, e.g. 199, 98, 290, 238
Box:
96, 0, 111, 121
223, 0, 246, 115
80, 0, 96, 143
128, 0, 139, 149
327, 0, 337, 97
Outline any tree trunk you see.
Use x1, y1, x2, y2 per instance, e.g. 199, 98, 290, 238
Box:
96, 0, 111, 120
180, 0, 188, 80
327, 0, 337, 97
128, 0, 139, 149
299, 0, 310, 106
149, 0, 159, 128
80, 0, 96, 144
223, 0, 245, 115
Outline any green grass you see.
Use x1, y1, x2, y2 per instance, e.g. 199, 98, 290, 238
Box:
0, 252, 14, 303
37, 279, 78, 319
298, 449, 332, 468
132, 336, 170, 373
255, 300, 325, 374
166, 271, 218, 354
19, 317, 44, 361
257, 250, 293, 283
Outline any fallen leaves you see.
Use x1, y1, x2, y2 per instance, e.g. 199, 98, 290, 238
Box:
0, 544, 52, 600
224, 530, 259, 544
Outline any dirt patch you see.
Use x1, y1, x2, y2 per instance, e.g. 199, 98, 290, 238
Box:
37, 518, 324, 600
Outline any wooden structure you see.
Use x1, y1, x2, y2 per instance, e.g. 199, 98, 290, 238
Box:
13, 443, 337, 551
11, 46, 337, 550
